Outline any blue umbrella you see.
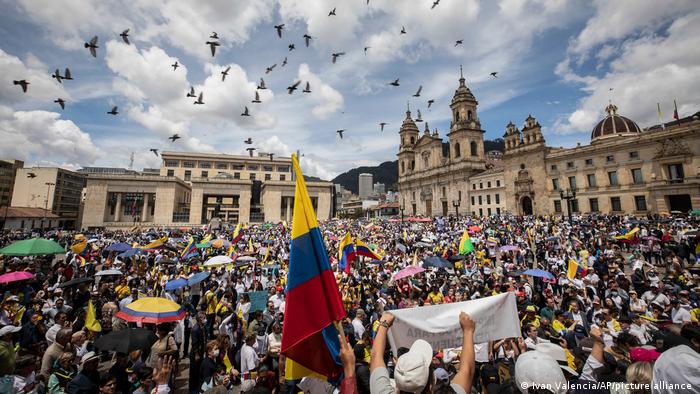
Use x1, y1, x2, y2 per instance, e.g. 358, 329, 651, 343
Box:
118, 248, 145, 258
106, 243, 132, 252
522, 269, 555, 280
422, 256, 453, 269
187, 271, 210, 286
165, 278, 188, 291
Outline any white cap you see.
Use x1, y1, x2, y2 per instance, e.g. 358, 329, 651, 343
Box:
535, 342, 578, 376
515, 350, 567, 394
0, 325, 21, 337
394, 339, 433, 393
80, 351, 99, 367
652, 345, 700, 392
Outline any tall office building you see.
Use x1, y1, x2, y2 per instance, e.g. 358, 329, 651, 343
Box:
0, 160, 23, 206
358, 173, 373, 197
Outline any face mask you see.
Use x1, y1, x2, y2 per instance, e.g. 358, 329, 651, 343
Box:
212, 350, 220, 358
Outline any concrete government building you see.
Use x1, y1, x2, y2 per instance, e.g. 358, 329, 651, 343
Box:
397, 69, 700, 217
81, 151, 333, 229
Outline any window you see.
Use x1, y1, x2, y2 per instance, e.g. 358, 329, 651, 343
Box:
554, 200, 562, 213
401, 162, 405, 173
487, 181, 491, 188
216, 162, 228, 169
497, 207, 501, 214
478, 195, 482, 204
250, 173, 256, 180
184, 170, 191, 181
496, 180, 500, 187
486, 195, 491, 204
480, 182, 483, 189
166, 169, 174, 177
232, 164, 244, 170
247, 165, 258, 171
487, 208, 492, 216
164, 160, 178, 167
629, 151, 639, 159
442, 187, 446, 197
199, 162, 212, 168
201, 171, 208, 178
608, 171, 618, 186
410, 137, 415, 144
454, 143, 461, 157
458, 191, 462, 201
567, 161, 574, 169
589, 198, 599, 212
280, 174, 286, 181
667, 163, 684, 183
634, 195, 647, 211
495, 194, 500, 204
479, 208, 483, 216
587, 174, 597, 187
265, 174, 271, 181
471, 196, 475, 205
550, 164, 557, 171
552, 178, 560, 191
568, 176, 577, 190
610, 197, 622, 211
585, 158, 593, 166
470, 141, 478, 156
606, 155, 615, 163
571, 199, 579, 213
631, 168, 643, 184
234, 172, 240, 179
472, 184, 476, 190
263, 165, 273, 172
183, 161, 195, 168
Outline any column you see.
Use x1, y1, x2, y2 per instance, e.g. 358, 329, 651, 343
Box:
141, 193, 149, 222
285, 197, 291, 223
114, 193, 122, 222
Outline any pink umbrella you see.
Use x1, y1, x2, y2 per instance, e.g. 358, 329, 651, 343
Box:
393, 266, 425, 281
500, 245, 520, 252
0, 271, 34, 284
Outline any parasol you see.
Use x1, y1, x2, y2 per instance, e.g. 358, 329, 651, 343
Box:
392, 266, 425, 281
522, 269, 555, 280
0, 271, 34, 284
59, 277, 94, 288
105, 243, 132, 252
203, 255, 233, 267
0, 238, 65, 256
115, 297, 186, 324
94, 327, 158, 354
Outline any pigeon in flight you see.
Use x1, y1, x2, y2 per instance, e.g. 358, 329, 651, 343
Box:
303, 34, 313, 47
455, 40, 463, 46
150, 148, 159, 156
328, 7, 336, 16
252, 91, 261, 103
172, 62, 179, 70
265, 64, 276, 74
187, 86, 196, 97
281, 57, 288, 67
302, 81, 311, 93
246, 147, 256, 157
221, 66, 231, 81
490, 72, 498, 78
336, 129, 345, 139
244, 138, 253, 144
415, 110, 423, 122
85, 36, 98, 57
120, 29, 130, 44
54, 98, 65, 109
431, 0, 440, 9
427, 99, 435, 109
413, 85, 422, 97
194, 92, 204, 104
257, 78, 267, 90
288, 43, 295, 51
274, 24, 285, 38
168, 134, 180, 142
364, 46, 370, 55
287, 80, 301, 94
389, 79, 400, 86
210, 32, 219, 39
52, 69, 64, 83
27, 172, 37, 178
241, 106, 251, 116
331, 52, 345, 64
64, 68, 73, 80
107, 106, 118, 115
206, 41, 220, 57
400, 26, 406, 34
379, 122, 387, 131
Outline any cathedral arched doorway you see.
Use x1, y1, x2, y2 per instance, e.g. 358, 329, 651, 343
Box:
521, 196, 533, 215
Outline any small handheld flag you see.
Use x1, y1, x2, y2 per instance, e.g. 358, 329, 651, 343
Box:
459, 230, 474, 254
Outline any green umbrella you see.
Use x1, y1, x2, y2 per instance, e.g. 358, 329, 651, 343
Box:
690, 210, 700, 215
0, 238, 66, 256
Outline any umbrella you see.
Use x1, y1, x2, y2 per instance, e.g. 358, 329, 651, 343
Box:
188, 271, 210, 285
94, 328, 157, 354
105, 243, 132, 252
115, 297, 186, 324
0, 238, 65, 256
506, 270, 524, 277
448, 254, 469, 262
164, 278, 188, 291
690, 210, 700, 215
236, 256, 257, 262
203, 255, 233, 267
413, 242, 432, 248
59, 277, 94, 288
468, 225, 481, 232
522, 269, 555, 280
500, 245, 520, 252
422, 256, 453, 269
95, 269, 123, 276
395, 244, 407, 253
545, 236, 559, 242
393, 266, 425, 281
0, 271, 34, 284
118, 248, 145, 258
196, 242, 211, 248
642, 236, 661, 242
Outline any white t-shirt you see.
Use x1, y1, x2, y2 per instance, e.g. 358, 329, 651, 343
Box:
352, 318, 365, 340
240, 344, 259, 374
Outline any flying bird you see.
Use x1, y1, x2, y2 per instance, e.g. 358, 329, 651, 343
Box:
107, 106, 118, 115
331, 52, 345, 63
194, 92, 204, 104
389, 78, 400, 86
52, 69, 64, 83
287, 80, 301, 94
205, 41, 220, 57
241, 106, 251, 116
336, 129, 345, 139
303, 34, 312, 47
400, 26, 406, 34
120, 29, 130, 44
490, 72, 498, 78
252, 91, 261, 103
413, 85, 422, 97
246, 147, 256, 157
210, 32, 219, 39
168, 134, 180, 142
257, 78, 267, 90
427, 99, 435, 109
379, 122, 387, 131
27, 172, 37, 178
302, 81, 311, 93
431, 0, 440, 9
244, 138, 253, 144
328, 7, 336, 16
63, 68, 72, 80
54, 98, 65, 109
455, 40, 463, 46
221, 66, 231, 81
150, 148, 159, 156
172, 62, 179, 70
288, 43, 295, 51
186, 86, 196, 97
266, 64, 276, 74
364, 46, 370, 55
85, 36, 98, 57
281, 57, 288, 67
274, 24, 285, 38
415, 109, 423, 122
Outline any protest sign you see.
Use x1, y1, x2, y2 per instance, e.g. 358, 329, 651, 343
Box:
238, 291, 269, 312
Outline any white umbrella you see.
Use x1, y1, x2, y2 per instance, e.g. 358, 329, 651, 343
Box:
95, 269, 123, 276
203, 255, 233, 267
237, 256, 257, 263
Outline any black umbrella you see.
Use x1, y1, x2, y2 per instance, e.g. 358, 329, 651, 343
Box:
94, 328, 157, 354
423, 256, 453, 269
58, 276, 94, 288
448, 254, 469, 262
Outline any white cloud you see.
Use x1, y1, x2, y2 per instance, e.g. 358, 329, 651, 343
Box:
257, 135, 336, 180
296, 63, 343, 119
0, 49, 69, 105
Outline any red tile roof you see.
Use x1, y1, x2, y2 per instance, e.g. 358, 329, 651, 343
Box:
0, 207, 60, 218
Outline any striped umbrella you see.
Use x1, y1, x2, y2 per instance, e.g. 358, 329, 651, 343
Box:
115, 297, 185, 324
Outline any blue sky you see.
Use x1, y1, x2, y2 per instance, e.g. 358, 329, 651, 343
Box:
1, 0, 698, 180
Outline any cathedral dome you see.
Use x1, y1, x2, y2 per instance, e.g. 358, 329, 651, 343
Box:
400, 109, 419, 133
451, 67, 477, 107
591, 103, 641, 142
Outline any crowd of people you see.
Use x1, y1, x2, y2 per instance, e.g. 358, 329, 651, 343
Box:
0, 212, 698, 394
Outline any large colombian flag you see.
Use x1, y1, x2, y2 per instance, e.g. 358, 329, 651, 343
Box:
282, 154, 346, 382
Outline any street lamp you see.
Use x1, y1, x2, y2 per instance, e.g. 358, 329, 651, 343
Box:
43, 182, 55, 229
453, 200, 460, 220
559, 188, 576, 223
400, 201, 405, 225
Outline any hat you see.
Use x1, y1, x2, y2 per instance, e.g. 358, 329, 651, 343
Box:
573, 325, 587, 339
0, 325, 22, 337
535, 342, 578, 376
4, 295, 19, 302
630, 347, 660, 363
480, 363, 501, 394
525, 305, 536, 313
652, 345, 700, 391
394, 339, 433, 393
515, 350, 567, 394
433, 367, 449, 383
80, 351, 99, 367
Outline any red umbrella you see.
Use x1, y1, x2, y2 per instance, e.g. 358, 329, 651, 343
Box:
469, 225, 482, 232
0, 271, 34, 284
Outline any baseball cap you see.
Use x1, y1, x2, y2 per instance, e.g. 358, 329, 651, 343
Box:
535, 342, 578, 376
515, 350, 567, 394
394, 339, 433, 393
433, 367, 449, 384
0, 325, 22, 337
525, 305, 536, 313
652, 345, 700, 391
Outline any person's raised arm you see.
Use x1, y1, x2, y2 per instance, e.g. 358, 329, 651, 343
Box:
452, 312, 475, 392
339, 333, 359, 394
370, 312, 394, 372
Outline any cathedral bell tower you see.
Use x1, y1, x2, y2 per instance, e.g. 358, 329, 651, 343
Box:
398, 103, 419, 176
448, 66, 485, 161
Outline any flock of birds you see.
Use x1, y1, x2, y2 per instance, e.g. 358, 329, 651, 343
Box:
11, 0, 501, 163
